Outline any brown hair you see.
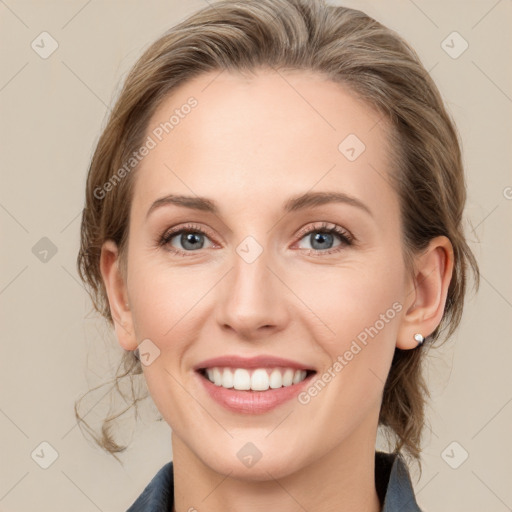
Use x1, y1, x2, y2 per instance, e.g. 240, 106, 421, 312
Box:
76, 0, 479, 469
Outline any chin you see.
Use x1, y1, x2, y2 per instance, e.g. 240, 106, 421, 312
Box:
196, 440, 308, 481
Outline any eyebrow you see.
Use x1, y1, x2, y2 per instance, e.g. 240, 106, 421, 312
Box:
146, 191, 373, 219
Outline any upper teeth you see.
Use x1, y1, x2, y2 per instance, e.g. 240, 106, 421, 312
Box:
205, 367, 309, 391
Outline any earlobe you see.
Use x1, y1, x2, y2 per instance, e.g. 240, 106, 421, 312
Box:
99, 240, 138, 351
396, 236, 454, 350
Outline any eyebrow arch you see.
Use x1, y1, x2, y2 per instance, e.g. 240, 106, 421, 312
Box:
284, 191, 373, 217
146, 191, 373, 219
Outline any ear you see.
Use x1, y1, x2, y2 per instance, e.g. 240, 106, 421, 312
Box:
99, 239, 138, 351
396, 236, 454, 350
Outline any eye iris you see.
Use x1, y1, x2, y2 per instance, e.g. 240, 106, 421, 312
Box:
311, 232, 333, 250
181, 232, 204, 250
168, 228, 343, 252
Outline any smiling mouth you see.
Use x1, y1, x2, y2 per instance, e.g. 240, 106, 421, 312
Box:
197, 367, 316, 392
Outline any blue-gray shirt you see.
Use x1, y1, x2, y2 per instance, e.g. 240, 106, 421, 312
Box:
127, 450, 422, 511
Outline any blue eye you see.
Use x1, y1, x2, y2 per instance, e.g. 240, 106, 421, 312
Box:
299, 231, 340, 251
295, 222, 353, 255
159, 221, 353, 256
160, 225, 214, 253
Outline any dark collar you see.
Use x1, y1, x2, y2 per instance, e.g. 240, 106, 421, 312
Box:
126, 451, 422, 511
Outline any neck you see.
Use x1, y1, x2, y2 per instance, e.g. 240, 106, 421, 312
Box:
171, 422, 381, 512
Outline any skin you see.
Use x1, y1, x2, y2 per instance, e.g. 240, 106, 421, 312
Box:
100, 69, 453, 512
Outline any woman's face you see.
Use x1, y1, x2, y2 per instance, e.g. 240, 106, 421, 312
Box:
114, 69, 418, 478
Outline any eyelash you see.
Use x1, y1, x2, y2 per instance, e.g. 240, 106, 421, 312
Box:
158, 221, 354, 257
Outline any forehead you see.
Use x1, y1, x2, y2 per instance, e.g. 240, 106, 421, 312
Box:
131, 68, 396, 222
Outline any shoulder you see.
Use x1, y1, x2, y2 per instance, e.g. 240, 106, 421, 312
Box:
376, 451, 423, 512
126, 461, 174, 512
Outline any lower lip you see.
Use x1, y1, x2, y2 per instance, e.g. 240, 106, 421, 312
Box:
195, 370, 315, 414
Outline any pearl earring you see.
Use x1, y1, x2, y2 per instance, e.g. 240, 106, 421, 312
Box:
414, 333, 425, 346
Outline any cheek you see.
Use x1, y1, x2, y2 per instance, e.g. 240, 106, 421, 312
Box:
295, 257, 404, 341
296, 264, 404, 420
127, 263, 205, 423
294, 254, 405, 402
128, 248, 213, 336
127, 257, 222, 408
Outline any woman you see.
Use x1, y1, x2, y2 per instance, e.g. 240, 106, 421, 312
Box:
76, 0, 479, 510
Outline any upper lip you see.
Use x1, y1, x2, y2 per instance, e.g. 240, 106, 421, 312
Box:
194, 355, 316, 372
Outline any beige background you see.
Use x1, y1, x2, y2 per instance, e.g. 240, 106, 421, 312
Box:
1, 0, 511, 510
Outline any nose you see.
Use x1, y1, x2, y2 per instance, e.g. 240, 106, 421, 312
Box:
215, 246, 290, 340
